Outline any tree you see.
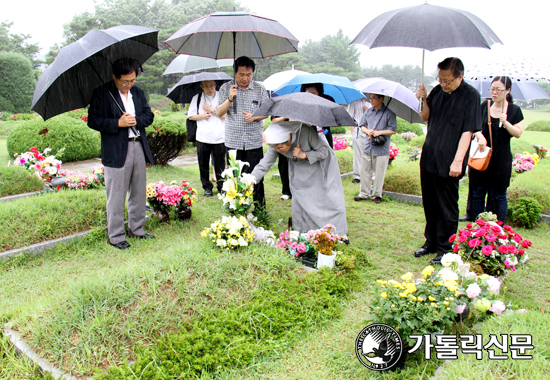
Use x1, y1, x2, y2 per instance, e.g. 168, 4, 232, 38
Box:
0, 52, 35, 113
361, 64, 434, 91
0, 21, 41, 69
300, 30, 362, 80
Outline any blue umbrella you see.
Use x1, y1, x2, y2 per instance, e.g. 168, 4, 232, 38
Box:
274, 73, 365, 105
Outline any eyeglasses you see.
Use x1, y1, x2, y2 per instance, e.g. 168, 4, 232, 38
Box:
119, 78, 136, 86
489, 87, 506, 93
438, 77, 457, 86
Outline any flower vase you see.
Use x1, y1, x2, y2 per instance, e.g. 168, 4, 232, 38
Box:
176, 206, 192, 221
152, 209, 170, 223
317, 251, 337, 269
388, 158, 394, 166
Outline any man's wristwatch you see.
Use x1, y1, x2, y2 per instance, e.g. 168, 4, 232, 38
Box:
228, 97, 233, 103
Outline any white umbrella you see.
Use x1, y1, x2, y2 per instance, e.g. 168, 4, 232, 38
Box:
162, 55, 233, 75
353, 77, 424, 124
465, 57, 550, 83
465, 79, 550, 102
261, 68, 310, 91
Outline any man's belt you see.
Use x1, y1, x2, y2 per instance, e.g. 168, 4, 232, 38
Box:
128, 136, 141, 141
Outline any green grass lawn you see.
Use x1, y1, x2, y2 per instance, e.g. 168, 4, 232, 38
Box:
521, 108, 550, 128
1, 129, 550, 378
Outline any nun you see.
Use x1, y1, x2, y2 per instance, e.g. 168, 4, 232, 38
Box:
251, 121, 347, 236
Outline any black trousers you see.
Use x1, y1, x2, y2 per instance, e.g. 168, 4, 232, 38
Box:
421, 168, 460, 255
197, 141, 226, 193
235, 147, 265, 209
277, 153, 291, 197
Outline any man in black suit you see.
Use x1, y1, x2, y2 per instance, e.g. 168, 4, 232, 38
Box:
88, 58, 155, 249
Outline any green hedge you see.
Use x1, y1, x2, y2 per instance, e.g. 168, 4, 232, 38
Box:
507, 159, 550, 214
526, 120, 550, 132
7, 115, 101, 162
396, 118, 424, 136
383, 160, 422, 195
0, 52, 35, 113
0, 165, 44, 196
145, 116, 187, 165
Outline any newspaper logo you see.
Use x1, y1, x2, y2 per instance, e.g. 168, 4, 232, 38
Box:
355, 323, 404, 371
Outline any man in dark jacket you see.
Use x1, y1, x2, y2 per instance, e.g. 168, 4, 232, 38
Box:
88, 58, 155, 249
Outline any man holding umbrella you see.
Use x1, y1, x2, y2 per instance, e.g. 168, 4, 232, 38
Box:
216, 56, 269, 211
88, 58, 155, 250
415, 57, 481, 264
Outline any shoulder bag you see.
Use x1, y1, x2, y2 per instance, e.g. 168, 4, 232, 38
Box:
186, 92, 202, 143
468, 99, 493, 171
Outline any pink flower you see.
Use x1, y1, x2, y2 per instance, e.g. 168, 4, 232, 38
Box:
498, 245, 508, 254
475, 229, 487, 237
456, 304, 467, 314
475, 220, 486, 226
485, 234, 497, 242
507, 245, 517, 254
513, 234, 523, 243
297, 242, 306, 253
289, 241, 297, 250
489, 300, 506, 315
491, 226, 501, 234
277, 241, 286, 249
458, 234, 468, 243
466, 223, 473, 229
468, 239, 482, 248
521, 240, 532, 248
449, 234, 457, 243
466, 283, 482, 298
481, 245, 493, 256
504, 260, 510, 268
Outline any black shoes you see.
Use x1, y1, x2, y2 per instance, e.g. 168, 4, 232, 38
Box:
352, 178, 360, 183
134, 233, 155, 239
204, 189, 213, 197
414, 244, 434, 257
373, 197, 382, 204
430, 254, 444, 265
110, 240, 131, 250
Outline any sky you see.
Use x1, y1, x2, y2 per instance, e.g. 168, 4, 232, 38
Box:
4, 0, 548, 74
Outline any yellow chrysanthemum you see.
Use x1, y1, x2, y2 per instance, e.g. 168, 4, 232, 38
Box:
417, 296, 424, 302
422, 265, 435, 279
380, 292, 387, 298
429, 296, 436, 302
401, 272, 414, 282
376, 280, 387, 285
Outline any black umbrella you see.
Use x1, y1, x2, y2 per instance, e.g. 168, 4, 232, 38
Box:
31, 25, 159, 120
166, 71, 232, 104
164, 11, 298, 59
351, 3, 502, 82
252, 92, 356, 127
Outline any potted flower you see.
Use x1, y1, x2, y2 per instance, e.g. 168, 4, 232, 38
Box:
219, 150, 256, 217
306, 224, 341, 269
388, 144, 399, 165
201, 215, 255, 249
175, 180, 198, 220
146, 180, 196, 222
449, 220, 531, 277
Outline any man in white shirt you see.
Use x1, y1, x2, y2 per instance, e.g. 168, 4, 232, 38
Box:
187, 80, 226, 196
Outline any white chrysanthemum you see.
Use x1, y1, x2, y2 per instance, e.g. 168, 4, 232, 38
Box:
485, 277, 501, 293
216, 239, 227, 247
437, 268, 458, 282
520, 253, 529, 263
440, 253, 463, 267
506, 255, 518, 266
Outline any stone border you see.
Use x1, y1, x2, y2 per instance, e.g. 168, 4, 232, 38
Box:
0, 191, 39, 203
3, 324, 94, 380
383, 190, 423, 205
0, 230, 92, 261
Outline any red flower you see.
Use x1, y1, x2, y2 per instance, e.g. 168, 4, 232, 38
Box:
485, 234, 497, 242
468, 238, 482, 247
499, 234, 508, 240
475, 229, 486, 237
80, 115, 88, 121
521, 240, 532, 248
497, 221, 503, 225
498, 245, 508, 254
518, 249, 525, 256
466, 223, 473, 229
458, 234, 468, 243
475, 220, 486, 226
507, 245, 517, 254
513, 234, 523, 243
453, 244, 460, 253
491, 226, 501, 234
449, 234, 457, 243
481, 245, 493, 256
503, 226, 513, 232
56, 185, 61, 191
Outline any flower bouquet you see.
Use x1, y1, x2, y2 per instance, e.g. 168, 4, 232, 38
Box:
218, 150, 255, 216
60, 170, 101, 189
512, 152, 539, 173
306, 224, 341, 269
400, 131, 417, 141
277, 229, 317, 266
534, 144, 547, 158
201, 215, 255, 249
146, 180, 197, 222
405, 146, 422, 161
92, 163, 105, 185
333, 137, 350, 151
388, 143, 399, 165
12, 147, 65, 185
449, 220, 531, 276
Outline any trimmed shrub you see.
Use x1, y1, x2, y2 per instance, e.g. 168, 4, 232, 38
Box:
0, 52, 35, 113
0, 165, 44, 196
63, 109, 88, 120
331, 126, 346, 134
145, 116, 187, 165
383, 160, 421, 195
526, 120, 550, 132
396, 118, 424, 136
7, 115, 101, 163
14, 113, 36, 121
508, 197, 543, 228
410, 134, 426, 148
170, 101, 181, 112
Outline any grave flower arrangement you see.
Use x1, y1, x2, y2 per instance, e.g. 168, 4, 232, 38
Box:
60, 170, 101, 189
92, 163, 105, 185
512, 152, 539, 173
333, 136, 350, 151
201, 215, 255, 249
534, 144, 547, 158
449, 220, 531, 276
405, 146, 422, 161
218, 150, 255, 216
306, 224, 341, 256
400, 131, 417, 141
12, 147, 65, 184
389, 144, 399, 162
146, 180, 197, 212
277, 229, 316, 258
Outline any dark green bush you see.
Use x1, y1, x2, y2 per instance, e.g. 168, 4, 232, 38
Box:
7, 115, 101, 163
0, 52, 35, 113
145, 116, 187, 165
396, 118, 424, 136
0, 95, 15, 115
384, 160, 421, 195
0, 165, 44, 196
526, 120, 550, 132
170, 101, 181, 112
331, 126, 347, 134
63, 109, 88, 120
508, 197, 543, 228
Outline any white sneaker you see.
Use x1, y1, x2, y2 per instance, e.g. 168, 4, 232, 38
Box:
280, 194, 290, 200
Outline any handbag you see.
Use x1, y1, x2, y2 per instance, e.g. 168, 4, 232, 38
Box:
185, 92, 202, 143
371, 135, 387, 146
468, 99, 493, 171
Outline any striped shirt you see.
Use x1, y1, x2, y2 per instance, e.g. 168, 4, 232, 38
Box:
359, 105, 397, 156
218, 80, 269, 150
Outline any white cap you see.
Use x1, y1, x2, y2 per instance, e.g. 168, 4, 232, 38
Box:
264, 121, 302, 144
